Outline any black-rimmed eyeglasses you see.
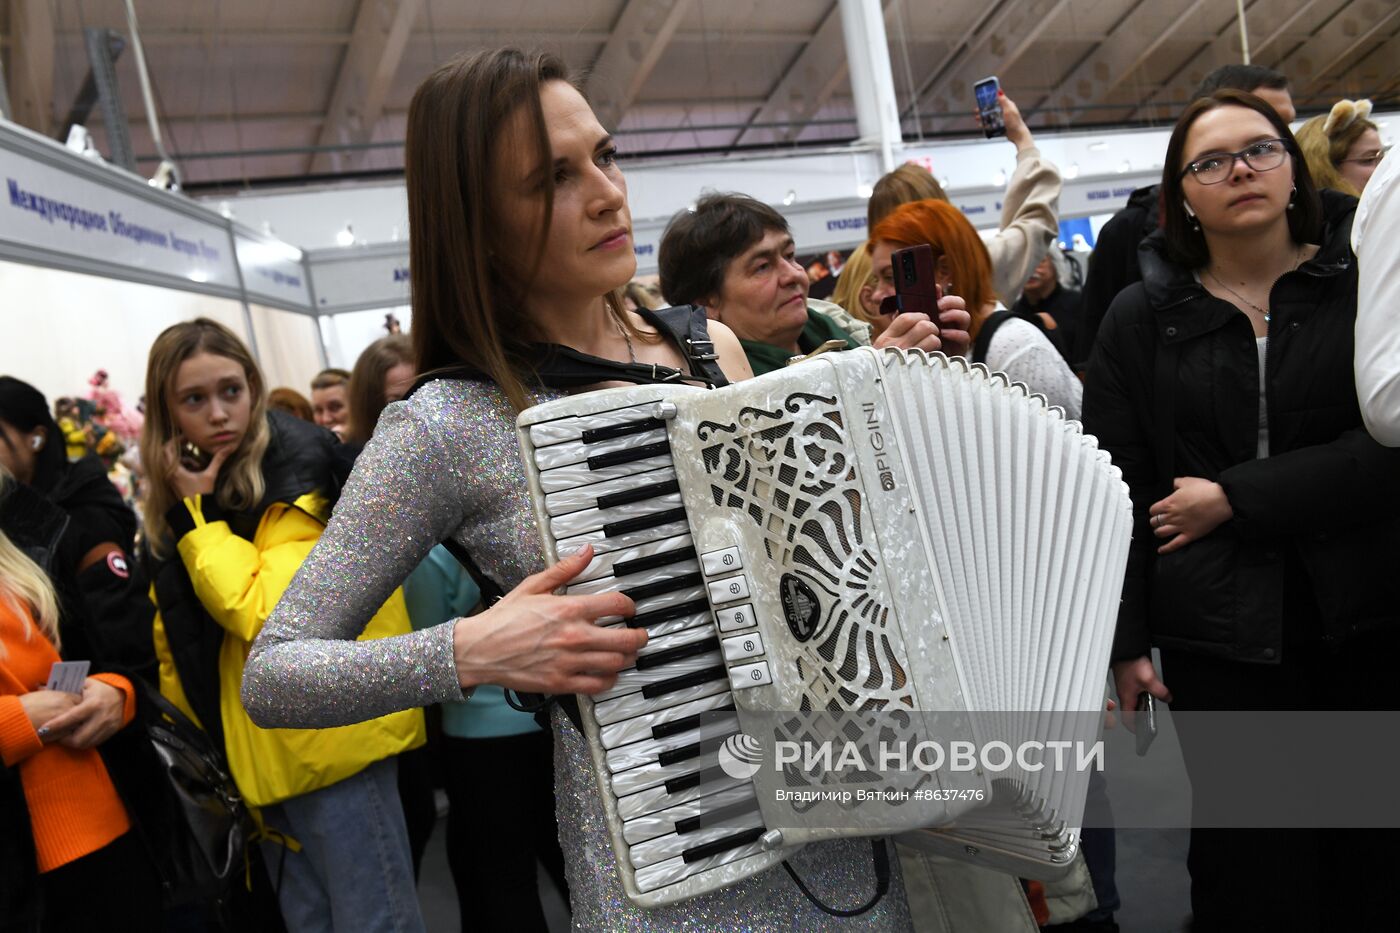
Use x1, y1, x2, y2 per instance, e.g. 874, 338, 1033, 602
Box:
1180, 138, 1290, 185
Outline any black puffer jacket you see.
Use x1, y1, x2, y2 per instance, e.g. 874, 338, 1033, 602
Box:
0, 485, 170, 931
1083, 190, 1400, 664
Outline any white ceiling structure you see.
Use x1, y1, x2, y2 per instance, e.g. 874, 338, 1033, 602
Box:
2, 0, 1396, 191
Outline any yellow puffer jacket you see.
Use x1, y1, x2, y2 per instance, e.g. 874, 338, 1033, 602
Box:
152, 491, 424, 808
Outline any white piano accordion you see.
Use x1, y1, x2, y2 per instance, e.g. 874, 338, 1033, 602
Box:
517, 347, 1133, 909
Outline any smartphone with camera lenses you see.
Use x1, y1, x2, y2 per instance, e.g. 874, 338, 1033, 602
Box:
879, 243, 942, 317
975, 76, 1005, 139
180, 440, 213, 472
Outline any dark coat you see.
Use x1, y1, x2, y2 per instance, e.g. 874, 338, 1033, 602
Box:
1083, 190, 1400, 664
0, 486, 170, 931
39, 455, 155, 679
1074, 184, 1161, 370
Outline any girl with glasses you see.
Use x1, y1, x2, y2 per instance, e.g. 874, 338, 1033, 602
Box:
1083, 89, 1400, 931
1296, 98, 1387, 197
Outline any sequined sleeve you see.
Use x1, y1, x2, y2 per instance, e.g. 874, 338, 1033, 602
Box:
242, 397, 471, 728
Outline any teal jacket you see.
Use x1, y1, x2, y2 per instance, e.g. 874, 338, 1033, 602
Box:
401, 546, 541, 738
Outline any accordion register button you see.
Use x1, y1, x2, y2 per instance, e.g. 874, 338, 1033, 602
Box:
716, 604, 757, 633
700, 546, 743, 575
721, 632, 765, 662
707, 575, 751, 605
729, 660, 772, 690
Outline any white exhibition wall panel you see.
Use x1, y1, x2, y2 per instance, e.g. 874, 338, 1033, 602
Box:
247, 304, 326, 397
317, 306, 411, 371
0, 260, 249, 408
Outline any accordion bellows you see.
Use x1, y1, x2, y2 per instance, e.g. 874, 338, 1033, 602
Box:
518, 347, 1133, 908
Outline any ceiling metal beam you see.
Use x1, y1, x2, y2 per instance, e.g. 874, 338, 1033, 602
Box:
7, 0, 55, 135
1034, 0, 1210, 127
1124, 0, 1320, 122
0, 27, 828, 49
917, 0, 1074, 133
1269, 0, 1400, 96
308, 0, 423, 175
728, 2, 857, 147
587, 0, 695, 129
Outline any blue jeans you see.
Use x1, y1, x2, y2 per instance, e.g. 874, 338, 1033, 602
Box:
259, 757, 425, 933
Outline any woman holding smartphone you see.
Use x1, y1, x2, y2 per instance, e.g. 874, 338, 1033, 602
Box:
139, 318, 427, 932
1083, 90, 1400, 930
242, 49, 959, 929
867, 199, 1082, 419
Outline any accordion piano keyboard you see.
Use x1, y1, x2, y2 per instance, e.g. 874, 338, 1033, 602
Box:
526, 401, 773, 895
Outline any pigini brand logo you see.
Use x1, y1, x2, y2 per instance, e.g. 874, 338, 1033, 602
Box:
717, 733, 765, 780
779, 574, 820, 642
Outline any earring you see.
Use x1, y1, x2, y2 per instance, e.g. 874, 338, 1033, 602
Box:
1184, 203, 1200, 231
30, 436, 42, 450
1287, 185, 1296, 211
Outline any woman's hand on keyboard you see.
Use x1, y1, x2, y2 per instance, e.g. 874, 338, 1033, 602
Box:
451, 544, 648, 695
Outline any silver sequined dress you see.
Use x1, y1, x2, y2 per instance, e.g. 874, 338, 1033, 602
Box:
245, 378, 912, 932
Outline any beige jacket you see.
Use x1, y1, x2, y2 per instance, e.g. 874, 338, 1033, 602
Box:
988, 145, 1062, 308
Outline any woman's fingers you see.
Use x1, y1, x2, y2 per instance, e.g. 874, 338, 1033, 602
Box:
517, 545, 596, 595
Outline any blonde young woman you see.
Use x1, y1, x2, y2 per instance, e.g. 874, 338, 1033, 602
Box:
0, 466, 162, 929
139, 318, 426, 932
1295, 98, 1387, 197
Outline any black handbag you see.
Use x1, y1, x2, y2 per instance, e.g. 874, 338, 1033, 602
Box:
142, 685, 251, 911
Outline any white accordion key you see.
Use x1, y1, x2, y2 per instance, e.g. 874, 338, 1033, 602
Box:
536, 454, 674, 494
621, 783, 759, 845
532, 428, 668, 471
615, 770, 750, 822
603, 714, 739, 773
632, 837, 769, 893
591, 676, 731, 727
592, 650, 726, 703
528, 405, 667, 447
544, 465, 679, 517
598, 691, 735, 750
627, 812, 765, 869
549, 493, 685, 539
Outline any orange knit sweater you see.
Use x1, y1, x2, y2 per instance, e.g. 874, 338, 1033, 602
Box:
0, 598, 136, 872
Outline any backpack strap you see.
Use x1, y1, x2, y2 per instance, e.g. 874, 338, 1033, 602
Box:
972, 309, 1015, 364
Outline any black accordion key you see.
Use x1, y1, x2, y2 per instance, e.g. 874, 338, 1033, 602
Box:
597, 478, 681, 510
604, 507, 689, 538
627, 597, 711, 629
636, 636, 720, 671
582, 417, 666, 444
651, 703, 736, 741
641, 664, 727, 700
682, 826, 766, 864
588, 440, 672, 471
624, 572, 704, 603
675, 798, 761, 835
664, 764, 725, 795
613, 544, 697, 577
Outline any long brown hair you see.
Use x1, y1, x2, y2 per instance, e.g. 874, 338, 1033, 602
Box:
141, 318, 270, 555
405, 48, 637, 412
869, 199, 997, 341
347, 334, 414, 445
1161, 90, 1322, 269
